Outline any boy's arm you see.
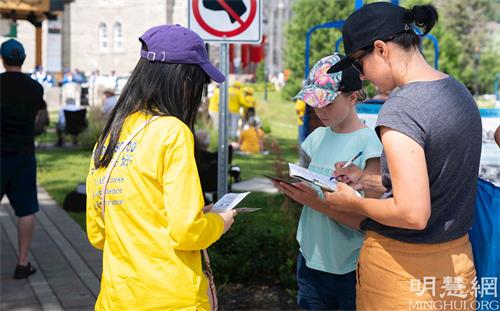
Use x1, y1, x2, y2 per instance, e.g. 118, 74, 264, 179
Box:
299, 147, 311, 168
272, 181, 365, 229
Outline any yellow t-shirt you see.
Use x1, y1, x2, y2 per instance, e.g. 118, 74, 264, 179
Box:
208, 88, 219, 113
86, 112, 224, 311
209, 87, 246, 114
295, 99, 306, 126
239, 127, 265, 154
228, 87, 247, 114
243, 95, 256, 109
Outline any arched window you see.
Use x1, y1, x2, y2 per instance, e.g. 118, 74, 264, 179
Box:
99, 23, 108, 51
113, 22, 123, 51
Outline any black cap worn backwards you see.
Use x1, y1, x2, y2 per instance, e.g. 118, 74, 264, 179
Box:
328, 2, 412, 73
339, 64, 363, 92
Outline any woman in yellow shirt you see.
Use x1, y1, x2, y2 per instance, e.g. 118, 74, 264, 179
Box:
208, 86, 219, 129
238, 117, 265, 154
86, 25, 236, 310
242, 86, 256, 121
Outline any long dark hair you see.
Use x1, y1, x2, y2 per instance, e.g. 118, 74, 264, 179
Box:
362, 4, 439, 52
93, 58, 209, 169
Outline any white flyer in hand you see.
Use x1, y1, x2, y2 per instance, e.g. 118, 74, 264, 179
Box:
288, 163, 337, 192
212, 192, 251, 213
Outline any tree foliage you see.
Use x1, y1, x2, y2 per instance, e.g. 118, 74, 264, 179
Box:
282, 0, 355, 99
283, 0, 500, 98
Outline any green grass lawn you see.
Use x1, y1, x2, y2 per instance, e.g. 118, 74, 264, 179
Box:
37, 148, 92, 228
36, 87, 301, 291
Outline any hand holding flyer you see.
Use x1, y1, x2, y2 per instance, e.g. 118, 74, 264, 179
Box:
212, 192, 251, 213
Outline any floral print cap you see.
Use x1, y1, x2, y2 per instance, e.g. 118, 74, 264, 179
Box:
293, 54, 344, 108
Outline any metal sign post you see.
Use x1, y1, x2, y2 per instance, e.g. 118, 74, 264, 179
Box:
188, 0, 262, 198
217, 43, 230, 199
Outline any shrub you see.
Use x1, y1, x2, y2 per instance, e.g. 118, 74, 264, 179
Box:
209, 193, 300, 289
261, 118, 272, 134
255, 60, 265, 84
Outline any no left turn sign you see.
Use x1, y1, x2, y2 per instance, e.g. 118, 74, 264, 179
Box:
188, 0, 262, 43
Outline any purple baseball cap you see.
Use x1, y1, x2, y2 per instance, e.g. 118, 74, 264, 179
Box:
139, 24, 225, 83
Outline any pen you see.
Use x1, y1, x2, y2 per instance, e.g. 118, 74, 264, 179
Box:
330, 151, 363, 180
342, 151, 363, 168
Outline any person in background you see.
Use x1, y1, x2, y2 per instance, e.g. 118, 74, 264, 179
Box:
62, 69, 74, 85
88, 69, 101, 106
208, 84, 219, 129
62, 69, 82, 105
107, 70, 118, 90
1, 39, 45, 279
73, 69, 86, 84
237, 116, 265, 154
31, 66, 54, 87
55, 98, 86, 147
295, 98, 307, 143
242, 86, 256, 123
228, 81, 247, 139
101, 88, 119, 116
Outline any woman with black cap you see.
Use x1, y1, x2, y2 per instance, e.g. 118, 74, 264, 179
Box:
325, 2, 482, 310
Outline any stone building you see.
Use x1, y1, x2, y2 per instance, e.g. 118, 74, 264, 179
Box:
2, 0, 294, 77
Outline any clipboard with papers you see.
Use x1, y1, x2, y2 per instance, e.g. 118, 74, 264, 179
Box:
287, 163, 338, 192
265, 165, 337, 192
267, 164, 362, 197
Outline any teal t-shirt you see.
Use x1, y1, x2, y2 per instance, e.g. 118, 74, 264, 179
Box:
296, 126, 383, 274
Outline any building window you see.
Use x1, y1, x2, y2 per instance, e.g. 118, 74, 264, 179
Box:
113, 22, 123, 51
99, 23, 108, 51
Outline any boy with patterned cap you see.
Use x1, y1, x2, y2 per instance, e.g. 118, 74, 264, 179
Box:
273, 53, 382, 310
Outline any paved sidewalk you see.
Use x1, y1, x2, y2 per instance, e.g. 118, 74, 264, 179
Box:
231, 177, 279, 194
1, 187, 102, 311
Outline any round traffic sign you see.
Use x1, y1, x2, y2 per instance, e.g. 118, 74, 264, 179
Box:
192, 0, 257, 38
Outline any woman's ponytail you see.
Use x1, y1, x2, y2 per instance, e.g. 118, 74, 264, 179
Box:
411, 5, 439, 35
387, 4, 439, 51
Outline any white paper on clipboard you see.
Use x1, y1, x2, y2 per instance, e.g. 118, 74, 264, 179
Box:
288, 163, 337, 192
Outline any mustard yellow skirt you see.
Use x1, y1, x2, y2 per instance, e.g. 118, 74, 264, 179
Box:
357, 231, 477, 311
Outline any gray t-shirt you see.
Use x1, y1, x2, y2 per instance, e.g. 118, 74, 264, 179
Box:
360, 77, 482, 244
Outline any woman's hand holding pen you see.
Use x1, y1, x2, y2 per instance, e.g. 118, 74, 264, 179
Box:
322, 182, 362, 212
